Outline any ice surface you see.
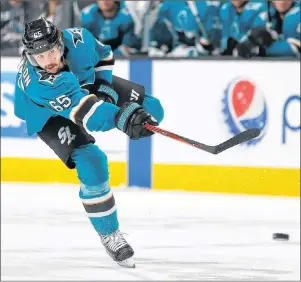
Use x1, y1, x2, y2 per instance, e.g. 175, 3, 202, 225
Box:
1, 183, 300, 281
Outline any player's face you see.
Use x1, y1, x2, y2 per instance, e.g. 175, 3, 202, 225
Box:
32, 45, 62, 74
273, 0, 293, 13
231, 0, 247, 8
98, 0, 116, 12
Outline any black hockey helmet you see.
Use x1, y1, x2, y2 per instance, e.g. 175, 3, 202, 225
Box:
22, 17, 64, 65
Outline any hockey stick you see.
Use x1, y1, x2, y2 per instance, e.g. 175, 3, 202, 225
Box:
144, 124, 261, 155
187, 1, 210, 43
266, 1, 272, 29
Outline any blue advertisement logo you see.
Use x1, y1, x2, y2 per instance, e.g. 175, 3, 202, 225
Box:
282, 95, 300, 144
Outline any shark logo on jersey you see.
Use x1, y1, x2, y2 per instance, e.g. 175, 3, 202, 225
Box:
37, 70, 61, 85
67, 28, 84, 47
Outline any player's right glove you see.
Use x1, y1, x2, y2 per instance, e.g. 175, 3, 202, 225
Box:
115, 102, 158, 140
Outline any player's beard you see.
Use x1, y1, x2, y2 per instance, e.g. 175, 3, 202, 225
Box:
45, 62, 63, 74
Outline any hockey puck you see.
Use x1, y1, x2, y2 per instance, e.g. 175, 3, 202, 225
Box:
273, 233, 289, 241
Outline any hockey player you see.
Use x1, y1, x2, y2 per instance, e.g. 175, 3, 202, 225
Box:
236, 0, 300, 58
149, 1, 221, 57
14, 17, 164, 268
81, 0, 140, 57
219, 0, 266, 55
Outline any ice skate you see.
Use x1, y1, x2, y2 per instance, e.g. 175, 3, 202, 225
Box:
100, 230, 135, 268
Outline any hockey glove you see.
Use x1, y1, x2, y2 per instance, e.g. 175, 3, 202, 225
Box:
196, 37, 215, 55
236, 40, 267, 58
236, 41, 260, 58
249, 27, 278, 48
115, 102, 159, 140
221, 37, 239, 56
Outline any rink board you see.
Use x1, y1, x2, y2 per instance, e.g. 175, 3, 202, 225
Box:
151, 60, 300, 197
1, 158, 299, 196
1, 58, 300, 196
153, 164, 299, 196
1, 158, 126, 187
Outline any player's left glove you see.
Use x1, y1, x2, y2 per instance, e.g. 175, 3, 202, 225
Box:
115, 102, 158, 140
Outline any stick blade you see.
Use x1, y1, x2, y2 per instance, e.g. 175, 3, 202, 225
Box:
213, 128, 261, 154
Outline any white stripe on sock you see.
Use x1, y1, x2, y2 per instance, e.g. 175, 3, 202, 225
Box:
81, 190, 112, 205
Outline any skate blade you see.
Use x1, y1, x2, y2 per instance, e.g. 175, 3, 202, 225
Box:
117, 257, 135, 268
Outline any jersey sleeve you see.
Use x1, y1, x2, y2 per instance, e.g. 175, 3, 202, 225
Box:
120, 15, 140, 49
35, 72, 119, 132
266, 40, 300, 57
77, 27, 114, 85
203, 2, 222, 47
240, 5, 267, 42
252, 10, 268, 29
80, 4, 95, 36
91, 35, 115, 86
158, 2, 170, 19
